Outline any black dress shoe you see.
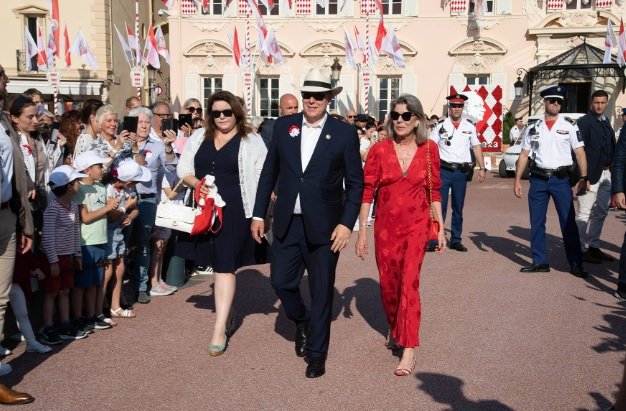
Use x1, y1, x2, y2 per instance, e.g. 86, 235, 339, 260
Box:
449, 243, 468, 252
570, 265, 588, 278
519, 263, 550, 273
305, 356, 326, 378
294, 322, 309, 358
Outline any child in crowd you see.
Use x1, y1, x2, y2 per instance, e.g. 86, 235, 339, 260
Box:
10, 249, 52, 351
150, 168, 183, 296
73, 151, 120, 333
104, 160, 150, 319
40, 165, 88, 343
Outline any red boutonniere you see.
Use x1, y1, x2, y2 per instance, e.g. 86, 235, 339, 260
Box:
22, 144, 32, 155
288, 125, 300, 138
144, 149, 153, 158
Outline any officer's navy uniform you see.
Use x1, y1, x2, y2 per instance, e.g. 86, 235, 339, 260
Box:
429, 115, 479, 247
522, 106, 585, 271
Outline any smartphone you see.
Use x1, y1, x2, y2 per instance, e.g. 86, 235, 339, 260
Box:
123, 116, 138, 134
178, 114, 192, 129
162, 118, 178, 132
50, 122, 60, 142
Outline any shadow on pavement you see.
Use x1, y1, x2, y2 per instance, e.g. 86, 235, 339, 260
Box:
340, 278, 387, 338
415, 372, 514, 411
591, 302, 626, 354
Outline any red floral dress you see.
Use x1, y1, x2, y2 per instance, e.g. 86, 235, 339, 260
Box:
362, 139, 442, 348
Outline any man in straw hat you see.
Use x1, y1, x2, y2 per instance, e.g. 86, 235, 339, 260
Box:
251, 68, 363, 378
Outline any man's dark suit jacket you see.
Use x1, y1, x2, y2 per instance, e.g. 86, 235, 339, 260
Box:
253, 113, 363, 245
577, 113, 616, 185
0, 112, 33, 238
612, 128, 626, 195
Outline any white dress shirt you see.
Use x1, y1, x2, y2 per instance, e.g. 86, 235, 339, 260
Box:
293, 114, 327, 214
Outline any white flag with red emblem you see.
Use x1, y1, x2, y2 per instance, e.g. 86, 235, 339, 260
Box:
45, 0, 60, 56
261, 27, 283, 65
70, 30, 97, 69
114, 24, 133, 67
375, 18, 387, 51
46, 24, 57, 67
145, 25, 161, 69
354, 26, 366, 64
63, 25, 71, 68
226, 27, 242, 67
126, 22, 140, 66
604, 19, 617, 64
281, 0, 293, 13
24, 28, 39, 71
37, 27, 48, 69
618, 18, 626, 67
246, 0, 268, 38
155, 26, 170, 65
381, 27, 405, 68
343, 26, 356, 69
163, 0, 176, 10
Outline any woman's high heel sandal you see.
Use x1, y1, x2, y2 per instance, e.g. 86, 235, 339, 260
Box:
394, 356, 416, 377
208, 333, 228, 357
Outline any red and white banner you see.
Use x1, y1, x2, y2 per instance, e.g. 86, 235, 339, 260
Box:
546, 0, 564, 11
155, 26, 170, 65
126, 22, 140, 66
618, 18, 626, 67
24, 28, 39, 71
380, 28, 404, 68
343, 26, 356, 69
45, 0, 60, 56
226, 27, 242, 66
449, 0, 467, 13
145, 25, 161, 69
130, 67, 144, 88
46, 69, 60, 87
295, 0, 311, 15
595, 0, 613, 8
261, 27, 284, 65
360, 0, 376, 15
181, 0, 198, 14
450, 84, 503, 152
63, 25, 71, 68
37, 27, 48, 69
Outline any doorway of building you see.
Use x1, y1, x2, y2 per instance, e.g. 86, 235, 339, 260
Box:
558, 82, 591, 114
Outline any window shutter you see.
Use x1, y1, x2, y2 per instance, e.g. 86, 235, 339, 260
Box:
185, 72, 199, 100
404, 0, 418, 16
495, 0, 512, 14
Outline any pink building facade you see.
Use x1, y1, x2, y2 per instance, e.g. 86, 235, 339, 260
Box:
166, 0, 626, 151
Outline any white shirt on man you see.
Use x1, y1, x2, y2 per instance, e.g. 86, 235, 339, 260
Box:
429, 117, 480, 163
293, 114, 327, 214
0, 121, 13, 203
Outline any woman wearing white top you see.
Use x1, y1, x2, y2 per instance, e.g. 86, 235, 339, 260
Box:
74, 99, 104, 159
89, 105, 133, 170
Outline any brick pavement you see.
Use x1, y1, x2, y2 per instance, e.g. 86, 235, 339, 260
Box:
1, 173, 625, 410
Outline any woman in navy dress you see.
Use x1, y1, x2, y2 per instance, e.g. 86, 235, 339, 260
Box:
177, 91, 267, 356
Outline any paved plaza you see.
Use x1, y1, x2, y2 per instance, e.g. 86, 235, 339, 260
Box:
2, 172, 625, 410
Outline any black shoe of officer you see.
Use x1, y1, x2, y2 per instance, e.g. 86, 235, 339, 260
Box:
519, 263, 550, 273
449, 243, 468, 252
570, 264, 588, 278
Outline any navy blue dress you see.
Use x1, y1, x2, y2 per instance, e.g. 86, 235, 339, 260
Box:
176, 134, 255, 272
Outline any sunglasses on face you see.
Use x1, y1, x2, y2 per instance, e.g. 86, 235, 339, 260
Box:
545, 98, 562, 105
301, 92, 327, 101
186, 106, 202, 114
155, 113, 172, 119
210, 109, 234, 118
390, 111, 416, 121
347, 115, 356, 119
449, 103, 464, 109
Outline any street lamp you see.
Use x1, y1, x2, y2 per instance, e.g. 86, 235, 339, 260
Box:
514, 68, 528, 99
330, 57, 342, 111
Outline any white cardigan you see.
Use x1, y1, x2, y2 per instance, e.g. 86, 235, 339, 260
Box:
177, 128, 267, 218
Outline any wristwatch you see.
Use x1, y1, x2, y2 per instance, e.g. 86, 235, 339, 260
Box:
579, 176, 589, 181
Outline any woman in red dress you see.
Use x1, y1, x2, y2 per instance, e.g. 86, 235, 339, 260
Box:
356, 94, 445, 376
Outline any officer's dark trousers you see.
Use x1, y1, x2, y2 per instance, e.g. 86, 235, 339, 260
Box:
528, 175, 582, 268
617, 231, 626, 292
440, 168, 467, 245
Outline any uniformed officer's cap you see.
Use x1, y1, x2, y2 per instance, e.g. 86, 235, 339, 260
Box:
446, 93, 468, 104
621, 108, 626, 115
539, 85, 566, 100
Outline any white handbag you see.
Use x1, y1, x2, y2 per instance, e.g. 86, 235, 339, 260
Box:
154, 202, 196, 233
154, 180, 197, 233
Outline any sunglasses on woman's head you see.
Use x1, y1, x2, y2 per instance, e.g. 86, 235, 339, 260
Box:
210, 109, 234, 118
186, 106, 202, 114
390, 111, 416, 121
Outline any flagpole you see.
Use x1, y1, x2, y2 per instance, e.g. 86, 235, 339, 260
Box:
363, 7, 370, 115
244, 12, 253, 117
135, 0, 141, 99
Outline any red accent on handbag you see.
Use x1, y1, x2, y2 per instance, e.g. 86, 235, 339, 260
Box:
190, 177, 223, 236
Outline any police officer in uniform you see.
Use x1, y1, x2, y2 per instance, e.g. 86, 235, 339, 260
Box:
429, 93, 487, 251
510, 117, 524, 144
514, 85, 589, 277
